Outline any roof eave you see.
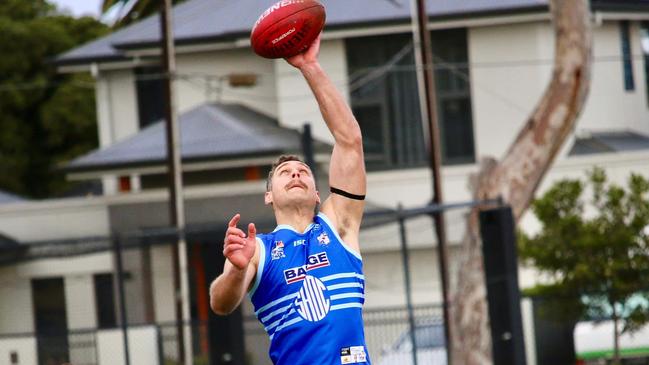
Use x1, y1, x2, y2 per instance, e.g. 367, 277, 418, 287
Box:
112, 32, 250, 52
592, 1, 649, 13
63, 150, 287, 175
53, 54, 130, 68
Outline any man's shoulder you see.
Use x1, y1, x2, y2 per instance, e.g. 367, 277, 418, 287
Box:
256, 231, 274, 243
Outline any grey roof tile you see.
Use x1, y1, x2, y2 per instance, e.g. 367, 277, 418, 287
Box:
0, 232, 19, 248
0, 190, 26, 204
57, 0, 549, 65
569, 131, 649, 155
65, 103, 328, 172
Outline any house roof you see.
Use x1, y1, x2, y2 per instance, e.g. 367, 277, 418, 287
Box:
57, 0, 553, 66
56, 0, 649, 67
0, 233, 19, 246
64, 103, 329, 173
0, 190, 26, 204
569, 130, 649, 156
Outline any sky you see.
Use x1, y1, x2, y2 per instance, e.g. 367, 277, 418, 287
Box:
50, 0, 103, 18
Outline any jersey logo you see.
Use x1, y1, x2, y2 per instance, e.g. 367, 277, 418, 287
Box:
294, 275, 330, 322
293, 239, 306, 247
271, 241, 285, 260
283, 252, 330, 284
317, 232, 330, 246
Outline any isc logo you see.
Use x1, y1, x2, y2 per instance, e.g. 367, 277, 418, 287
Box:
283, 252, 330, 284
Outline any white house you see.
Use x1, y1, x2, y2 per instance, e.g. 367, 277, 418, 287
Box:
2, 0, 649, 364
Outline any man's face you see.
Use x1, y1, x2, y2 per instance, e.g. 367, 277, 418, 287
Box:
265, 160, 320, 209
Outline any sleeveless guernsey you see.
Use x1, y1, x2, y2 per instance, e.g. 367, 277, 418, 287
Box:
249, 212, 371, 365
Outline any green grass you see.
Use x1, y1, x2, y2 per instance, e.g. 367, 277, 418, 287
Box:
577, 346, 649, 360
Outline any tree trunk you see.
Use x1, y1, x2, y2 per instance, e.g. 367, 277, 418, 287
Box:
613, 304, 621, 365
450, 1, 593, 364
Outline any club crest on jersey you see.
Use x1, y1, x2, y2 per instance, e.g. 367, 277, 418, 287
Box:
294, 275, 330, 322
283, 252, 330, 284
317, 232, 330, 246
271, 241, 285, 260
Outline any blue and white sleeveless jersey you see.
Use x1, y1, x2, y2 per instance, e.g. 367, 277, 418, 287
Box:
249, 212, 371, 365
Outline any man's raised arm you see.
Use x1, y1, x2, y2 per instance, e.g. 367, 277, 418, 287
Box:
286, 36, 366, 251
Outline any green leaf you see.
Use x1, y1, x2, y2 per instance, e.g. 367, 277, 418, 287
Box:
519, 168, 649, 337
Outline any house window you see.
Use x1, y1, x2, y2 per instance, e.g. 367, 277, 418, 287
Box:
620, 21, 635, 91
641, 22, 649, 103
135, 66, 166, 129
431, 28, 476, 165
346, 29, 475, 170
94, 273, 117, 328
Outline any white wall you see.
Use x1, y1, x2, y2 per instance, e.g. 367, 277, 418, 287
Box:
519, 150, 649, 238
0, 197, 111, 337
0, 337, 37, 365
0, 198, 110, 242
0, 252, 111, 336
175, 48, 278, 118
65, 275, 97, 330
95, 69, 140, 147
469, 21, 551, 162
274, 38, 350, 144
363, 248, 445, 308
65, 274, 99, 365
96, 326, 160, 365
151, 245, 176, 323
0, 199, 113, 333
95, 69, 139, 195
0, 267, 33, 334
578, 22, 649, 136
470, 19, 649, 165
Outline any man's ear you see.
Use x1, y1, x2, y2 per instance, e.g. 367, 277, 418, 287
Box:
264, 191, 273, 205
315, 190, 321, 204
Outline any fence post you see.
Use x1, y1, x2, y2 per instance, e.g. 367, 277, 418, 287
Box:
398, 204, 418, 365
112, 234, 130, 365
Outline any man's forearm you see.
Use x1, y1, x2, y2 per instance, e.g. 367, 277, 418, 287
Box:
210, 265, 248, 315
300, 62, 361, 147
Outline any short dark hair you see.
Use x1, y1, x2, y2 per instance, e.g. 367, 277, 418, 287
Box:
266, 155, 306, 191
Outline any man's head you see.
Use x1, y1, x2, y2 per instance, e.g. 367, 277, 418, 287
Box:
265, 155, 319, 210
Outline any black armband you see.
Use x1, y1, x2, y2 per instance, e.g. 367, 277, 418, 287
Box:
330, 187, 366, 201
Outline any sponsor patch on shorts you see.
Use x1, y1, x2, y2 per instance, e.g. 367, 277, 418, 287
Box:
340, 345, 367, 364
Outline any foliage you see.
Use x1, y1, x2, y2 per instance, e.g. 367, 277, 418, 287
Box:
101, 0, 187, 28
519, 167, 649, 334
0, 0, 108, 198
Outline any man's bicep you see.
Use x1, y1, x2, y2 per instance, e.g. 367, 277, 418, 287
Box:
328, 144, 366, 197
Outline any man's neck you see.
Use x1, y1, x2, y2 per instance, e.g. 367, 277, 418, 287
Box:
274, 206, 316, 233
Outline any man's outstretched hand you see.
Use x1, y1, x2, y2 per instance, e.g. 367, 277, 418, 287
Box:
223, 214, 256, 271
285, 34, 321, 70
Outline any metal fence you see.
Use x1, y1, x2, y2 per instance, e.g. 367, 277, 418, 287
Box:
0, 306, 444, 365
0, 200, 499, 365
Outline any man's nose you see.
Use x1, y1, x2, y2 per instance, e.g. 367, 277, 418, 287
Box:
291, 171, 300, 178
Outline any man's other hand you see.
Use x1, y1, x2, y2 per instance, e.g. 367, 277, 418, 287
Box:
223, 214, 256, 270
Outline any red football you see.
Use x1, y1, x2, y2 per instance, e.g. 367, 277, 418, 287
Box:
251, 0, 326, 59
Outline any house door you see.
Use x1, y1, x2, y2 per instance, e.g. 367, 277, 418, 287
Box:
194, 238, 246, 365
32, 277, 69, 365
